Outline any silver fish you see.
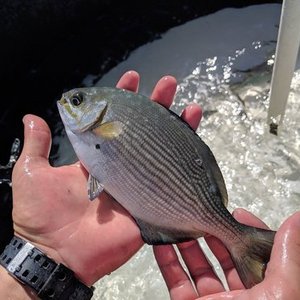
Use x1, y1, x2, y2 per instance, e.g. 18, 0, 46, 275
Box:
57, 87, 275, 288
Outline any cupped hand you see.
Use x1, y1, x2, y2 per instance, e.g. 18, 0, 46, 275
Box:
11, 71, 202, 286
154, 209, 300, 299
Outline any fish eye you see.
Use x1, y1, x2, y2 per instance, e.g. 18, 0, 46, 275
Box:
70, 92, 84, 106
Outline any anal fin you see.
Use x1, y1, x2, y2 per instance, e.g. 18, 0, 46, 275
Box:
134, 217, 196, 245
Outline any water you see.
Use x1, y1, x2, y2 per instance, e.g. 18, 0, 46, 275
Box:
54, 4, 300, 299
0, 138, 20, 187
173, 59, 300, 229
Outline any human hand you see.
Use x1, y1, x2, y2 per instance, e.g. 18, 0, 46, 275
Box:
154, 209, 300, 299
11, 70, 202, 286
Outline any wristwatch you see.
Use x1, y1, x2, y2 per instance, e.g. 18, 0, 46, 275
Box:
0, 236, 94, 299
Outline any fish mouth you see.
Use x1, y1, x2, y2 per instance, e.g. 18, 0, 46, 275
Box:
57, 96, 78, 120
58, 97, 67, 105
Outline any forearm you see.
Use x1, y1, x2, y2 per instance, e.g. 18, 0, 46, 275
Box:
0, 265, 38, 300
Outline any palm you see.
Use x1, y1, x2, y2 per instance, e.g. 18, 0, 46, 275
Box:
11, 71, 202, 286
13, 162, 92, 235
12, 141, 141, 285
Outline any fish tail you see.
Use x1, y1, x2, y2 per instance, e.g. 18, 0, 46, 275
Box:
230, 226, 275, 288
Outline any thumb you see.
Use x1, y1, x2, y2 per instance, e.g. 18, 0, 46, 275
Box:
267, 211, 300, 286
20, 114, 52, 163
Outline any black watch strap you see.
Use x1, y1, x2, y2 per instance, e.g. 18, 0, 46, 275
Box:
0, 236, 94, 300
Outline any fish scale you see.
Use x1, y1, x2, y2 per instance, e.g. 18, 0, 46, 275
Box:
95, 96, 230, 233
58, 86, 276, 288
117, 123, 200, 211
108, 140, 198, 224
108, 103, 219, 229
107, 98, 235, 234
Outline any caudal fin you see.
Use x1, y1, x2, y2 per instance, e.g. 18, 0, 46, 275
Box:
230, 227, 275, 288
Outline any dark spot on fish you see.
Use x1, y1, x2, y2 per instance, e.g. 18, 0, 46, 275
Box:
95, 144, 101, 150
195, 158, 205, 170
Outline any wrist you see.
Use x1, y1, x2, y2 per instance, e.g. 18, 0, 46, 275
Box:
14, 234, 92, 285
1, 236, 94, 299
13, 226, 96, 285
0, 265, 38, 300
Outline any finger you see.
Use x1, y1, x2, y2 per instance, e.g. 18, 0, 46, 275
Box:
232, 208, 269, 229
180, 103, 202, 131
177, 240, 225, 296
116, 70, 140, 92
20, 114, 51, 164
150, 76, 177, 108
228, 209, 269, 287
266, 211, 300, 290
204, 209, 269, 290
204, 235, 244, 290
153, 245, 198, 300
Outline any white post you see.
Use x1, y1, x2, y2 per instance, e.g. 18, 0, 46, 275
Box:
267, 0, 300, 135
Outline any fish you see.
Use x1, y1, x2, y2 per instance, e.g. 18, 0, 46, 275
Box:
57, 86, 275, 288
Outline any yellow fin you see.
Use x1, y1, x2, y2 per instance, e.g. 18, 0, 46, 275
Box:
92, 121, 123, 139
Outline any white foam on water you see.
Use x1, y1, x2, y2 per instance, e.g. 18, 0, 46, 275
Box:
72, 4, 300, 299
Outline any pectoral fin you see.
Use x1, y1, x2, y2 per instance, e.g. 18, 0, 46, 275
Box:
92, 121, 123, 140
88, 174, 103, 200
134, 217, 197, 245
